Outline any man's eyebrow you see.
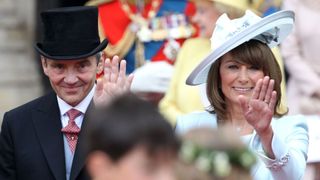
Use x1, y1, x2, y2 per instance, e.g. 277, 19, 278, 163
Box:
78, 59, 91, 63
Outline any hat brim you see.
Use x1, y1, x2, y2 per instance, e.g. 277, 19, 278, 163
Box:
186, 10, 294, 85
35, 39, 108, 60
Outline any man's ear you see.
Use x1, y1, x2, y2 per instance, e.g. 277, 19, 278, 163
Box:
97, 52, 106, 74
87, 151, 113, 179
41, 56, 49, 76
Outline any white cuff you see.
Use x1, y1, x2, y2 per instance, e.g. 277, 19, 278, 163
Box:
255, 132, 290, 171
265, 153, 290, 170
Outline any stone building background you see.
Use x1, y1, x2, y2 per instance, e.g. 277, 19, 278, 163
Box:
0, 0, 41, 125
0, 0, 89, 126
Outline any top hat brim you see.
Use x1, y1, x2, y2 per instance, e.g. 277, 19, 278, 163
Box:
186, 10, 294, 85
35, 39, 108, 60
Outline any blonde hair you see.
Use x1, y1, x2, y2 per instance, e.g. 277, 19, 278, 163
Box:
213, 1, 246, 19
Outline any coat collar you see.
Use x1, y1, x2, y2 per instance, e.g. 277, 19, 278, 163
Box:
32, 92, 93, 180
32, 92, 66, 180
70, 101, 94, 180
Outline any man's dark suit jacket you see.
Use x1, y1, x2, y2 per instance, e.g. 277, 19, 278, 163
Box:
0, 92, 91, 180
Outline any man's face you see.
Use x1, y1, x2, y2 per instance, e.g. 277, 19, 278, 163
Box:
42, 56, 101, 106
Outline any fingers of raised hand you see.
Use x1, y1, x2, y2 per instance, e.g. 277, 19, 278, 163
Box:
103, 58, 111, 82
252, 78, 263, 100
253, 76, 275, 104
117, 60, 127, 87
258, 76, 270, 101
110, 56, 120, 83
116, 59, 133, 92
120, 73, 134, 93
126, 73, 134, 89
100, 56, 133, 94
268, 91, 277, 110
263, 78, 274, 104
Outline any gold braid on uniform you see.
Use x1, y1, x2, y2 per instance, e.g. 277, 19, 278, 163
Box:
87, 0, 161, 64
134, 38, 145, 68
103, 26, 136, 59
86, 0, 114, 6
86, 0, 137, 59
120, 0, 161, 67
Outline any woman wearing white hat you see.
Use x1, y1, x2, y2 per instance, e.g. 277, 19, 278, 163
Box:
159, 0, 288, 126
176, 10, 308, 180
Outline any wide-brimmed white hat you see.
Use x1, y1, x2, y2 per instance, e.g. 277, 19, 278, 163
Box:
130, 61, 173, 93
186, 10, 294, 85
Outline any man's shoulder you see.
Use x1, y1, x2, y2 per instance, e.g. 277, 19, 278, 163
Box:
5, 92, 56, 116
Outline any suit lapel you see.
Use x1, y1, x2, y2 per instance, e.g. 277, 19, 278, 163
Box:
32, 93, 66, 180
70, 101, 94, 180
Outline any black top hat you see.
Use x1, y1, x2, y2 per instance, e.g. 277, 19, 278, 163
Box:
35, 6, 108, 60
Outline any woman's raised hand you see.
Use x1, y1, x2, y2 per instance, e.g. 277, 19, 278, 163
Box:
238, 76, 276, 135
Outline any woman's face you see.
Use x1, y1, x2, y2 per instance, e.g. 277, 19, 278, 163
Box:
219, 53, 265, 106
192, 1, 222, 38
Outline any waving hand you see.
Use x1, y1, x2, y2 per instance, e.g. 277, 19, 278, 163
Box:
94, 54, 134, 107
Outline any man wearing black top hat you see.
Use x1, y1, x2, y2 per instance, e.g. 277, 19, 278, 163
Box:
0, 6, 133, 180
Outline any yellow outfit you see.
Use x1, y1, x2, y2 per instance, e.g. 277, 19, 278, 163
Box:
159, 38, 211, 125
271, 46, 288, 114
160, 38, 287, 126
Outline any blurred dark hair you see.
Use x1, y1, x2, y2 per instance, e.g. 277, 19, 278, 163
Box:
84, 93, 179, 162
206, 40, 286, 123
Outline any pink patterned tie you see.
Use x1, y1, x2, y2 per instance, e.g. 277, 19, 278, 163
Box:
61, 109, 82, 154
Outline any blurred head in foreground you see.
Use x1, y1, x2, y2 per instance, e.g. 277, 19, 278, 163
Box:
85, 93, 179, 180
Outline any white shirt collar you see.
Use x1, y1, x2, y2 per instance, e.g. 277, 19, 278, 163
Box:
57, 84, 96, 116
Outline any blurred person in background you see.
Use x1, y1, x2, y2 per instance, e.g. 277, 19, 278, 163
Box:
175, 127, 256, 180
281, 0, 320, 179
251, 0, 282, 16
281, 0, 320, 116
159, 0, 287, 126
85, 93, 179, 180
176, 10, 308, 179
86, 0, 196, 105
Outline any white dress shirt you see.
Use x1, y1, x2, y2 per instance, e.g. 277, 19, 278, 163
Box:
57, 85, 95, 180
